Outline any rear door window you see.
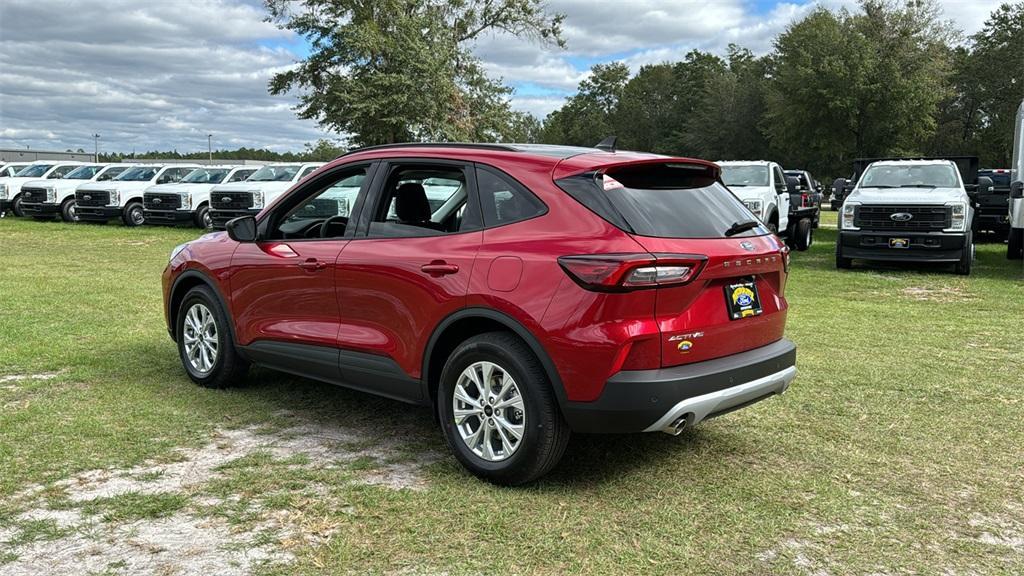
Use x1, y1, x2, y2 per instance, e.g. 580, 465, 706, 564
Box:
556, 162, 769, 239
475, 166, 546, 227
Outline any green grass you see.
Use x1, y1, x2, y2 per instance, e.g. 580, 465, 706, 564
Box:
1, 215, 1023, 574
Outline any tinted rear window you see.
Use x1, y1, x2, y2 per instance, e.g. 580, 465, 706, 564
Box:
556, 163, 769, 239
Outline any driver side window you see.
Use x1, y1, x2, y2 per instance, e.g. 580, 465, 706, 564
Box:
272, 166, 368, 239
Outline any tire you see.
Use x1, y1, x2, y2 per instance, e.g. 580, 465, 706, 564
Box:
1008, 228, 1023, 260
793, 218, 813, 251
835, 240, 852, 269
194, 204, 212, 229
12, 194, 25, 217
955, 235, 973, 276
437, 332, 570, 485
766, 214, 779, 235
60, 198, 78, 223
176, 285, 249, 388
122, 201, 145, 227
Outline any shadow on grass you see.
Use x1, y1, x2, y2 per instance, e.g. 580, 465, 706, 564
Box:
198, 367, 742, 489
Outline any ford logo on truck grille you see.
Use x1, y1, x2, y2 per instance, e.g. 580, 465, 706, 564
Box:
153, 198, 162, 204
222, 196, 233, 203
890, 212, 913, 222
83, 195, 92, 201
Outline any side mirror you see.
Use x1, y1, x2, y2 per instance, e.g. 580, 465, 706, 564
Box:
785, 176, 800, 194
226, 216, 258, 242
832, 178, 848, 198
1011, 181, 1024, 199
976, 176, 992, 196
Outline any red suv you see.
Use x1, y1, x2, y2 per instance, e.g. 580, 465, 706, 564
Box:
163, 143, 797, 484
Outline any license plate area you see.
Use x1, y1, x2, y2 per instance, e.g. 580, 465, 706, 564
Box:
889, 238, 910, 248
725, 278, 763, 320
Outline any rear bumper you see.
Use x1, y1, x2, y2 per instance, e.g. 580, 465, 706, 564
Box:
561, 339, 797, 434
76, 205, 122, 222
22, 202, 60, 216
144, 209, 194, 225
210, 208, 258, 230
838, 230, 967, 262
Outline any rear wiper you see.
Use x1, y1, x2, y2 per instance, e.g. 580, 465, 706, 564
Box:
725, 220, 760, 237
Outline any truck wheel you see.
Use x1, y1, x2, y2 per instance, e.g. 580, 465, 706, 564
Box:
122, 201, 145, 227
1008, 229, 1023, 260
60, 198, 78, 223
835, 240, 852, 269
194, 204, 212, 229
793, 218, 813, 251
955, 236, 973, 276
176, 285, 249, 388
437, 332, 570, 486
767, 213, 779, 234
12, 194, 25, 217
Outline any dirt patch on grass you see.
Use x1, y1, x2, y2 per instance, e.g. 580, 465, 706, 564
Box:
2, 417, 441, 574
899, 286, 975, 303
0, 372, 63, 385
967, 503, 1024, 554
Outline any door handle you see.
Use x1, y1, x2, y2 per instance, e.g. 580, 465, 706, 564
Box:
299, 258, 327, 272
421, 262, 459, 276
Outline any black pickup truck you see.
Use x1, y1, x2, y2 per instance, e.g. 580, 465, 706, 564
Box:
973, 169, 1012, 238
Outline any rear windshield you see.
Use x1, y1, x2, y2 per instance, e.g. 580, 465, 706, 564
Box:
979, 171, 1011, 187
556, 163, 769, 239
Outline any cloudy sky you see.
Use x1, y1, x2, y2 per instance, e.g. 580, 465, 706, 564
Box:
0, 0, 1005, 154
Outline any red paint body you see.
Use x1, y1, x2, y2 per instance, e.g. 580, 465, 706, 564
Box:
163, 146, 790, 404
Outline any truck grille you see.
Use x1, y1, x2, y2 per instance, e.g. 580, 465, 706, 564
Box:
855, 205, 951, 231
211, 191, 253, 210
76, 190, 110, 206
20, 187, 47, 204
144, 192, 182, 210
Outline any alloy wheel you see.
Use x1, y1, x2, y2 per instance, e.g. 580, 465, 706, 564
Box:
452, 361, 525, 462
183, 303, 218, 374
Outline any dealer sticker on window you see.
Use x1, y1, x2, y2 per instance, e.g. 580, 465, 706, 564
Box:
725, 280, 763, 320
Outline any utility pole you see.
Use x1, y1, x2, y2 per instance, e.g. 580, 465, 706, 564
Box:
93, 134, 100, 162
207, 134, 213, 163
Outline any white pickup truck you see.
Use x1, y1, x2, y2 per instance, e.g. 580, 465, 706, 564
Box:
0, 161, 86, 217
1007, 100, 1024, 260
717, 160, 791, 234
208, 162, 324, 229
834, 158, 987, 275
143, 165, 260, 229
75, 164, 201, 226
20, 164, 131, 222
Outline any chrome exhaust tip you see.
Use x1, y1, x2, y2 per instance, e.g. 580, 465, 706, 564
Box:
665, 416, 688, 436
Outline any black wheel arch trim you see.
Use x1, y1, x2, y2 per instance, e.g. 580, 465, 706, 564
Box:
421, 307, 569, 410
168, 269, 237, 345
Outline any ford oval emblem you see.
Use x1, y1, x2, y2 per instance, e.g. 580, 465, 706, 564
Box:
740, 241, 755, 252
890, 212, 913, 222
222, 196, 233, 203
153, 198, 162, 204
83, 195, 92, 201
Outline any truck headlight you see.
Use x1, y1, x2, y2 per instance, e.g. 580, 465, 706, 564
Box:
252, 190, 264, 209
182, 194, 192, 210
946, 201, 967, 232
46, 187, 57, 203
743, 199, 763, 218
841, 202, 859, 230
0, 184, 7, 200
108, 189, 120, 205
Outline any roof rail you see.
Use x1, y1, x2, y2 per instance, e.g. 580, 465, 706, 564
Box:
335, 142, 520, 159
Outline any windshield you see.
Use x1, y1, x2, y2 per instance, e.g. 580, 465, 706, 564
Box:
720, 165, 769, 187
15, 164, 55, 178
248, 165, 300, 182
182, 168, 230, 184
97, 166, 128, 181
5, 164, 30, 175
64, 165, 105, 180
859, 164, 959, 189
115, 167, 160, 182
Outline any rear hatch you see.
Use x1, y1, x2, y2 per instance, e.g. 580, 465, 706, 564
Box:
555, 159, 789, 368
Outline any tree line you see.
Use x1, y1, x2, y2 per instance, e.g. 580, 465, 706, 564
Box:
539, 0, 1024, 179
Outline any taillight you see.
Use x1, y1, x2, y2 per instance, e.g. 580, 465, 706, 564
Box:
557, 253, 707, 292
